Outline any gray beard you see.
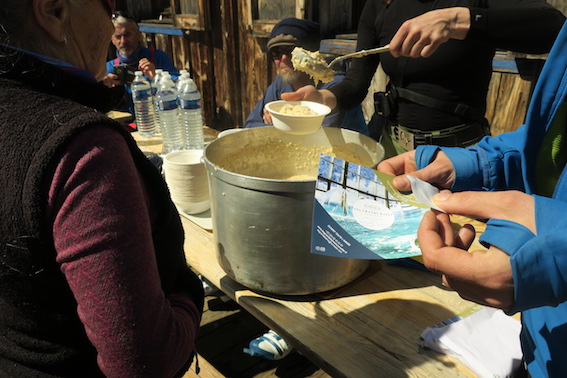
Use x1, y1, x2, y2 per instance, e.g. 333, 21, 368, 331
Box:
280, 70, 304, 85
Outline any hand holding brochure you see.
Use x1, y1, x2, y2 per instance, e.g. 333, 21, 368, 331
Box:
311, 154, 441, 260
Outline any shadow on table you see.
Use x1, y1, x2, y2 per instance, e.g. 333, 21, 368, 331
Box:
217, 259, 450, 304
236, 294, 466, 378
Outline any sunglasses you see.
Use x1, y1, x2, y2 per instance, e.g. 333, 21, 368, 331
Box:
270, 47, 294, 60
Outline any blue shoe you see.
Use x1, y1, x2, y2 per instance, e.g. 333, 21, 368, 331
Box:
243, 330, 292, 360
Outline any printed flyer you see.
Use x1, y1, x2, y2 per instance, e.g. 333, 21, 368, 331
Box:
311, 154, 437, 260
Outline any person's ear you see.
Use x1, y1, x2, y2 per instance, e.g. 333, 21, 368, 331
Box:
32, 0, 69, 43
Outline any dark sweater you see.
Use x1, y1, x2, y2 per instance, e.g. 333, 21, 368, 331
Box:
330, 0, 565, 130
0, 51, 203, 376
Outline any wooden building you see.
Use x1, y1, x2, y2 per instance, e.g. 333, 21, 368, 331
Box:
117, 0, 567, 135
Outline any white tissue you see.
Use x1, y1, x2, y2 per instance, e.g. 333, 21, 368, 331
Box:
406, 175, 445, 212
420, 307, 523, 378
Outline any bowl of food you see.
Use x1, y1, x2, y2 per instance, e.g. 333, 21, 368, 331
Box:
265, 100, 331, 135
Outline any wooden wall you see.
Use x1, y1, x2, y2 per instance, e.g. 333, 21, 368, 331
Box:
133, 0, 565, 134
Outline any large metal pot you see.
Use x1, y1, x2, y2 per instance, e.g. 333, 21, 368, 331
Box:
203, 127, 384, 295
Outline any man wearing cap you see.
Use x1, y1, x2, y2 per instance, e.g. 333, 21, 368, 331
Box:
244, 17, 367, 135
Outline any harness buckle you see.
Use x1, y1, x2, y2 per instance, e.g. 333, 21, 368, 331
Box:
395, 127, 415, 151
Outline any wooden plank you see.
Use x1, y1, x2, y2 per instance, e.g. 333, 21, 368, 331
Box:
171, 35, 190, 72
210, 0, 243, 129
238, 0, 273, 127
183, 354, 225, 378
153, 33, 172, 58
484, 71, 502, 134
489, 73, 532, 136
296, 0, 306, 19
257, 0, 296, 20
179, 0, 199, 14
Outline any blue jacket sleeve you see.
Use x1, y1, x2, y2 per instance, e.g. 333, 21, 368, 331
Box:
244, 96, 269, 128
510, 195, 567, 312
416, 124, 529, 192
153, 50, 179, 80
244, 77, 290, 128
106, 60, 115, 74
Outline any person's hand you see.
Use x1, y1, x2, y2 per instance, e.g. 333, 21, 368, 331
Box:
418, 190, 536, 311
262, 108, 273, 125
281, 87, 337, 109
102, 73, 121, 88
138, 58, 156, 80
389, 7, 471, 58
377, 150, 455, 192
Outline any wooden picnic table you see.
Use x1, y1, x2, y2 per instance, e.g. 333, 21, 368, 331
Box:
132, 129, 486, 378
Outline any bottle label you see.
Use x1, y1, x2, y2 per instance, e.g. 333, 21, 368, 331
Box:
133, 90, 151, 101
158, 99, 178, 111
179, 99, 201, 110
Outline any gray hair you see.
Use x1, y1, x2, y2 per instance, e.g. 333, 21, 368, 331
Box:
112, 15, 139, 32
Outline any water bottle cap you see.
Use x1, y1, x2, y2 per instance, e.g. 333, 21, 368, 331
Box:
155, 69, 163, 74
135, 71, 143, 76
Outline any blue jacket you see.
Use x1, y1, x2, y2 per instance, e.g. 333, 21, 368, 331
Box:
416, 22, 567, 377
244, 73, 368, 135
106, 46, 179, 113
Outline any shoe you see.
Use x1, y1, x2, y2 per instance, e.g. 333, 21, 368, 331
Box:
243, 330, 293, 360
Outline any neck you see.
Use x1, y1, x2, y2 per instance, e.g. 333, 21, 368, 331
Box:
117, 45, 142, 63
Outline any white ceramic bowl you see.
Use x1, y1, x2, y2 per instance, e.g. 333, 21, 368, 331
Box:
265, 100, 331, 135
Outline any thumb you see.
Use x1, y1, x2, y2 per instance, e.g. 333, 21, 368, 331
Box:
433, 190, 536, 233
432, 190, 483, 218
281, 91, 302, 101
433, 190, 530, 222
392, 163, 449, 192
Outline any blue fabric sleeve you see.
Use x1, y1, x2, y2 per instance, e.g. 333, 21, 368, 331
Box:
479, 218, 535, 253
416, 124, 528, 192
415, 145, 485, 190
507, 195, 567, 312
106, 60, 115, 74
243, 79, 287, 128
243, 96, 270, 128
153, 50, 179, 79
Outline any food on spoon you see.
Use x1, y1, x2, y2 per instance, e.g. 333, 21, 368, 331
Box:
291, 47, 334, 84
279, 104, 318, 116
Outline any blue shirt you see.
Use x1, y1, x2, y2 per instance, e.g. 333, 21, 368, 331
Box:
106, 46, 179, 113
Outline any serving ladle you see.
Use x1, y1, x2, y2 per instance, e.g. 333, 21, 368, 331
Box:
292, 45, 390, 84
327, 45, 390, 68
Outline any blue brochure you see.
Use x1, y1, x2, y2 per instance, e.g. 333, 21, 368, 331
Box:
311, 154, 434, 260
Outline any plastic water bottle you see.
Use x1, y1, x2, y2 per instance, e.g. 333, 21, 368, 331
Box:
152, 69, 164, 135
156, 73, 183, 154
131, 71, 155, 137
177, 72, 190, 92
178, 76, 205, 150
